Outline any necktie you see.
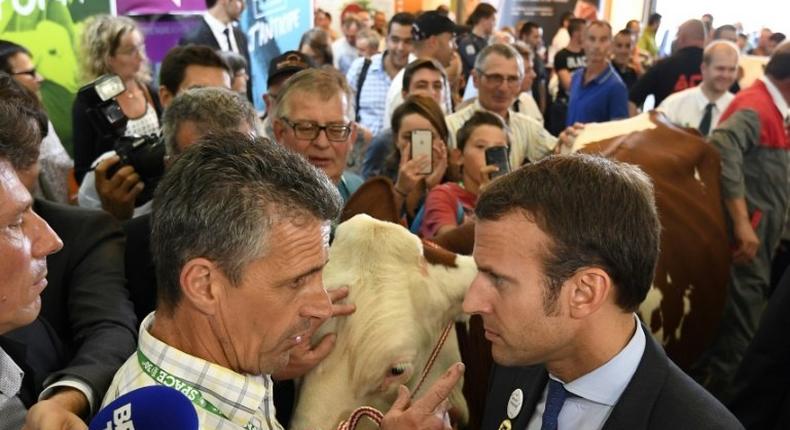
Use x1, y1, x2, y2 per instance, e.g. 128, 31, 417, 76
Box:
541, 379, 570, 430
223, 27, 234, 53
698, 102, 716, 136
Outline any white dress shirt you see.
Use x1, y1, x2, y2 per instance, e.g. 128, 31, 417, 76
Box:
204, 12, 239, 53
526, 315, 646, 430
657, 85, 734, 134
761, 75, 790, 122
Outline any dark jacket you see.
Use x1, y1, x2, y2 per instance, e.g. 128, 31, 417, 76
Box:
482, 324, 744, 429
2, 200, 137, 404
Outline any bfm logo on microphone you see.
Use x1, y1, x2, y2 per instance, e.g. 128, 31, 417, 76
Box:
98, 403, 134, 430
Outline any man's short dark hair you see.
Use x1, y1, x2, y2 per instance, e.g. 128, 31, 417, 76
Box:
648, 13, 662, 26
151, 132, 342, 312
0, 40, 31, 74
476, 154, 660, 312
205, 0, 217, 8
402, 58, 446, 94
456, 110, 507, 152
568, 18, 586, 37
769, 32, 786, 44
159, 45, 230, 96
713, 24, 737, 40
388, 12, 415, 34
615, 29, 633, 40
0, 73, 47, 170
519, 22, 541, 41
765, 41, 790, 80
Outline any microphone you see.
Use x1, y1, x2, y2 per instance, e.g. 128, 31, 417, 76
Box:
89, 386, 199, 430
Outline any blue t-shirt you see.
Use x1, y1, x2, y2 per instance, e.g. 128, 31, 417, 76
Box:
566, 64, 629, 125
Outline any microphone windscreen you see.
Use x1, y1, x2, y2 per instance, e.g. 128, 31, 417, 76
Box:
89, 385, 199, 430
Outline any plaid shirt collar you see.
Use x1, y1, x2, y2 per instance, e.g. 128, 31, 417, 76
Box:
138, 313, 271, 428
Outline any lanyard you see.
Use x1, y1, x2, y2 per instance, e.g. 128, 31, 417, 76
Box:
137, 349, 260, 430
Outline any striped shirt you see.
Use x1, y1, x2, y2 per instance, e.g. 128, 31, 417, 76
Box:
445, 100, 558, 168
103, 313, 282, 430
347, 52, 393, 136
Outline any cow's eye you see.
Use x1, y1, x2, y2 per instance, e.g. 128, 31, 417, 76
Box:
390, 364, 408, 376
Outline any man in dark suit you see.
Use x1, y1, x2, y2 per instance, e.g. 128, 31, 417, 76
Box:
463, 154, 743, 429
178, 0, 253, 101
1, 74, 137, 429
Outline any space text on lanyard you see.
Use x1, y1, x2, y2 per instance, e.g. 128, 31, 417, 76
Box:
137, 349, 260, 430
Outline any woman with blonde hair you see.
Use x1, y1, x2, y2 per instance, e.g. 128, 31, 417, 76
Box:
72, 14, 162, 183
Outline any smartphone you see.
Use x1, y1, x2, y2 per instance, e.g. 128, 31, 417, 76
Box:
485, 146, 511, 179
410, 130, 433, 175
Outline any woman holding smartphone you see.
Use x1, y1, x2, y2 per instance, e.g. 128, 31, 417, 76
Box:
385, 95, 449, 220
420, 110, 509, 238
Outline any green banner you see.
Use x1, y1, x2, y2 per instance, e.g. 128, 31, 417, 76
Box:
1, 0, 112, 156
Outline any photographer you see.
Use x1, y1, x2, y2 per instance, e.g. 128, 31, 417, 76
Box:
76, 45, 232, 220
72, 15, 162, 184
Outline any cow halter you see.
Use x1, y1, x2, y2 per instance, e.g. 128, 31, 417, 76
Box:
336, 320, 457, 429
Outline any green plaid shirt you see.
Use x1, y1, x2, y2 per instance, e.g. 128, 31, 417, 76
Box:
103, 313, 282, 430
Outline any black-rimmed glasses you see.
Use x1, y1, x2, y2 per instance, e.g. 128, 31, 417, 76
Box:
280, 117, 353, 142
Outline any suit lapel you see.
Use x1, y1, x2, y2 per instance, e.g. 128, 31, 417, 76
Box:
602, 324, 668, 429
200, 19, 221, 50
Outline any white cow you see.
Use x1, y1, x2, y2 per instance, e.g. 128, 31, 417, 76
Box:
291, 214, 476, 429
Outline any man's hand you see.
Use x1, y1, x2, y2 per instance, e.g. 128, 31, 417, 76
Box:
733, 220, 760, 264
273, 287, 356, 380
95, 155, 143, 221
23, 389, 88, 430
380, 362, 464, 430
557, 123, 585, 154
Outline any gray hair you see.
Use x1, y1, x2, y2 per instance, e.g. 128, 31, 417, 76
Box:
474, 43, 525, 79
161, 87, 257, 156
272, 68, 355, 122
151, 132, 343, 312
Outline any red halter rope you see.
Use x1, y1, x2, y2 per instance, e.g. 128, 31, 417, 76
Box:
336, 320, 456, 429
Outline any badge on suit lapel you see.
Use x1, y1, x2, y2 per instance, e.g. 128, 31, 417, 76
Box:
498, 419, 512, 430
507, 388, 523, 419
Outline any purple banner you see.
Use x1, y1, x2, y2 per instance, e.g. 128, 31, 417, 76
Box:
116, 0, 206, 15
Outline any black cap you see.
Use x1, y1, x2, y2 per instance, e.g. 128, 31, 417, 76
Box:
412, 11, 460, 41
267, 51, 312, 87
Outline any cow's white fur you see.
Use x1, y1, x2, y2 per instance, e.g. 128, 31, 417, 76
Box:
572, 112, 657, 151
291, 215, 476, 429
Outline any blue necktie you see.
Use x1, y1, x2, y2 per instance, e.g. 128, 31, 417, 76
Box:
541, 379, 570, 430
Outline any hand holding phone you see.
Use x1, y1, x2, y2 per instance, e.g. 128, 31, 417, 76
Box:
410, 130, 433, 175
485, 146, 510, 179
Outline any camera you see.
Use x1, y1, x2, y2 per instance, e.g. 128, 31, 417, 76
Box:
77, 74, 164, 205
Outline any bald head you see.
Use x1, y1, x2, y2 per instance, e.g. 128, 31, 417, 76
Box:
677, 19, 706, 49
701, 41, 739, 95
703, 40, 739, 65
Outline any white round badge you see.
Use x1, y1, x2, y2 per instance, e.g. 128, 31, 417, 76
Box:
507, 388, 523, 419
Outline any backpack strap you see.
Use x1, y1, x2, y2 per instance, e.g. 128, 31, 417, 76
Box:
355, 57, 373, 123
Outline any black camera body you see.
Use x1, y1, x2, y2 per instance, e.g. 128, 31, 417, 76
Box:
77, 74, 164, 205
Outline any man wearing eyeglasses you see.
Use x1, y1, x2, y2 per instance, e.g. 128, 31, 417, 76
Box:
273, 68, 364, 203
0, 40, 73, 204
565, 21, 629, 125
446, 43, 576, 169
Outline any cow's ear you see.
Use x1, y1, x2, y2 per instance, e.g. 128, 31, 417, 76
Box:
179, 257, 223, 315
567, 267, 612, 319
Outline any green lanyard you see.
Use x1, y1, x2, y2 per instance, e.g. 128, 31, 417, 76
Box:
137, 349, 260, 430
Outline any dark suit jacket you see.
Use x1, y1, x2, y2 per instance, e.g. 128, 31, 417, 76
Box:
482, 324, 744, 429
123, 213, 156, 323
0, 319, 61, 408
2, 200, 137, 405
728, 268, 790, 430
178, 17, 253, 102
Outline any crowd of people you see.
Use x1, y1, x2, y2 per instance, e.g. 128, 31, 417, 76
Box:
0, 0, 788, 429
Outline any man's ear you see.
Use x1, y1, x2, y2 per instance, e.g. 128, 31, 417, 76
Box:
272, 118, 286, 142
471, 68, 481, 89
566, 267, 612, 320
159, 85, 173, 109
179, 258, 225, 316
